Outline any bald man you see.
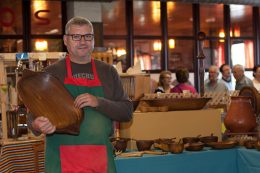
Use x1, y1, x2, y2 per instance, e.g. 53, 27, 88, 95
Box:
232, 64, 253, 90
204, 65, 228, 92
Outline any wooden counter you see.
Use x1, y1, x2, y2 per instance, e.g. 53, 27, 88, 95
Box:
120, 109, 222, 149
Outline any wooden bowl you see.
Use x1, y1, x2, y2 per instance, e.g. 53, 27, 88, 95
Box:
200, 135, 218, 145
243, 140, 256, 149
110, 137, 130, 152
182, 137, 200, 144
185, 142, 204, 151
168, 142, 184, 154
17, 69, 83, 135
136, 140, 154, 151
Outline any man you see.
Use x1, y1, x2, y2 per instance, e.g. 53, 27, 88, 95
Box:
204, 65, 228, 92
232, 64, 253, 90
219, 64, 233, 91
29, 16, 133, 173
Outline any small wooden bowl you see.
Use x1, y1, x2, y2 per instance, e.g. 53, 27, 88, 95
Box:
136, 140, 154, 151
182, 137, 200, 144
110, 137, 130, 152
168, 142, 184, 154
244, 140, 256, 149
154, 138, 175, 144
185, 142, 204, 151
200, 135, 218, 146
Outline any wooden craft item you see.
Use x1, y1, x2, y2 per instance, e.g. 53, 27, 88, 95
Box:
17, 69, 83, 135
224, 96, 256, 133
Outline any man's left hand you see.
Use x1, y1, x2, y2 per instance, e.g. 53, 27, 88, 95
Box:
74, 93, 99, 108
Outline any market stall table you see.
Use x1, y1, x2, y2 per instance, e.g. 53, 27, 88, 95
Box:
115, 148, 260, 173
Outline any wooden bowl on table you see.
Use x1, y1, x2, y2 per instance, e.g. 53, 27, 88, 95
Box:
243, 140, 256, 149
168, 142, 184, 154
135, 140, 154, 151
110, 137, 130, 152
182, 136, 200, 144
200, 134, 218, 146
185, 142, 204, 151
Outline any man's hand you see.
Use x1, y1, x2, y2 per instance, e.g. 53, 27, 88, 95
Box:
74, 93, 98, 108
32, 116, 56, 134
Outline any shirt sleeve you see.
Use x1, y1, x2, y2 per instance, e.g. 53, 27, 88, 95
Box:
94, 62, 133, 122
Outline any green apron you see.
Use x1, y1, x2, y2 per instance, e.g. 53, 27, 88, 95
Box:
45, 56, 115, 173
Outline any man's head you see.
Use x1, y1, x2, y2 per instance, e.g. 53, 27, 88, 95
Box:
208, 65, 219, 83
219, 64, 231, 80
63, 16, 94, 63
232, 64, 245, 81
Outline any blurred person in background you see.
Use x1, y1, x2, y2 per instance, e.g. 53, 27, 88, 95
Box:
154, 70, 173, 93
219, 64, 233, 91
204, 65, 228, 92
252, 65, 260, 91
232, 64, 253, 90
170, 67, 197, 94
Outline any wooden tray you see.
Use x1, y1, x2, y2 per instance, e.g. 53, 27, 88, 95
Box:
140, 97, 211, 111
139, 106, 169, 112
17, 69, 83, 135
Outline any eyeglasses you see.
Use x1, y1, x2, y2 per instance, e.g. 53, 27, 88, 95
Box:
66, 34, 94, 41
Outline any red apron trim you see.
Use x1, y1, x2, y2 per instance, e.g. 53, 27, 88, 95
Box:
64, 55, 101, 87
60, 145, 107, 173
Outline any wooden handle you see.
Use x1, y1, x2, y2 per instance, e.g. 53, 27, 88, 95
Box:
143, 150, 168, 155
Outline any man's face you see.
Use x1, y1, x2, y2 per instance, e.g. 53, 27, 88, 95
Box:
209, 68, 218, 82
63, 24, 94, 60
232, 67, 243, 81
222, 65, 231, 79
254, 67, 260, 80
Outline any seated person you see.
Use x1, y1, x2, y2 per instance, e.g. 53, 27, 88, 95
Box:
170, 67, 197, 94
154, 70, 173, 93
252, 65, 260, 91
232, 64, 253, 90
204, 65, 228, 92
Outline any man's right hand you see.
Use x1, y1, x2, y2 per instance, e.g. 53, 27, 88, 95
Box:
32, 116, 56, 134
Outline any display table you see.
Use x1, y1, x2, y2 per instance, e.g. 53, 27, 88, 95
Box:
237, 148, 260, 173
115, 148, 260, 173
0, 139, 44, 173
